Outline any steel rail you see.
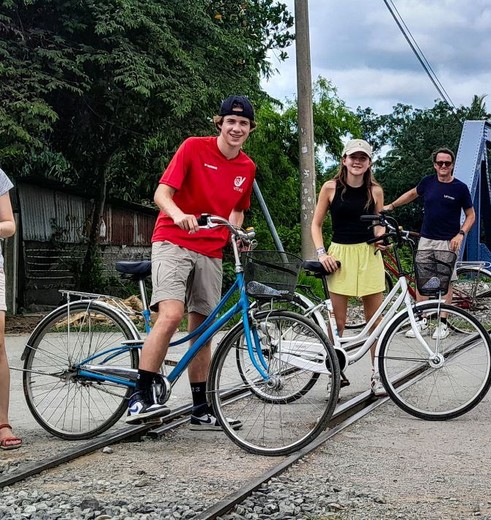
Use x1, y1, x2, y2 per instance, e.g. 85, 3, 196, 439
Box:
193, 334, 489, 519
4, 335, 474, 493
0, 403, 193, 489
194, 391, 386, 520
0, 390, 383, 490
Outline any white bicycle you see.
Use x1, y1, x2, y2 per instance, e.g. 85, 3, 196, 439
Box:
263, 213, 491, 420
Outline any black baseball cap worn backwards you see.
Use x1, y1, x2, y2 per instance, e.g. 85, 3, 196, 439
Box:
219, 95, 255, 122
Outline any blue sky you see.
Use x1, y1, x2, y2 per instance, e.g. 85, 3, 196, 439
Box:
261, 0, 491, 114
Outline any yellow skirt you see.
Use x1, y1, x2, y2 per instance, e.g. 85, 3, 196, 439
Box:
327, 242, 385, 297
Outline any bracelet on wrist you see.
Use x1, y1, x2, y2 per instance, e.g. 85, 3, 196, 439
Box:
316, 247, 327, 257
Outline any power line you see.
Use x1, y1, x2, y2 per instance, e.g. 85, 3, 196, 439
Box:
383, 0, 455, 109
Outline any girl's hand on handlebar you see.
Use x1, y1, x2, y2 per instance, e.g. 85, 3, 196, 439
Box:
373, 236, 390, 252
318, 253, 340, 273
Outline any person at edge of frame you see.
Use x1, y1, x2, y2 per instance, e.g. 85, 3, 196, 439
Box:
311, 139, 389, 398
126, 96, 256, 430
383, 147, 475, 340
0, 167, 22, 450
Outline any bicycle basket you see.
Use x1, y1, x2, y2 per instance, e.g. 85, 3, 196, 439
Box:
414, 249, 457, 296
242, 250, 303, 299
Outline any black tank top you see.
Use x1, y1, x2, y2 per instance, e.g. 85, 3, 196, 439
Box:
330, 182, 375, 244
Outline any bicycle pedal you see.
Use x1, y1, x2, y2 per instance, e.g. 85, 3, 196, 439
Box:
340, 373, 351, 387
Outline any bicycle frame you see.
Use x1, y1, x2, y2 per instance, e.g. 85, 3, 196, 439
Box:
164, 274, 270, 383
75, 219, 272, 389
383, 249, 416, 299
342, 276, 442, 363
303, 274, 442, 371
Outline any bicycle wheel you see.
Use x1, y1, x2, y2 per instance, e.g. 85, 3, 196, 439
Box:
23, 300, 140, 440
253, 292, 327, 333
209, 310, 340, 456
378, 302, 491, 420
345, 271, 393, 329
235, 315, 320, 403
453, 267, 491, 331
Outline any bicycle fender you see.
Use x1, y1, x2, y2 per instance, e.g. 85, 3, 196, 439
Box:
21, 299, 141, 360
294, 293, 328, 335
374, 299, 445, 356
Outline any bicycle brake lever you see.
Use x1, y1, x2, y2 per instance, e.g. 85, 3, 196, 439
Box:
197, 213, 222, 229
197, 214, 210, 226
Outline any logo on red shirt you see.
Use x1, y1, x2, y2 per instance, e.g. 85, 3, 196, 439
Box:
234, 176, 247, 193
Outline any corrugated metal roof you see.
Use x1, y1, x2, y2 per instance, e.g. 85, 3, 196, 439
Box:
19, 185, 91, 243
18, 184, 156, 245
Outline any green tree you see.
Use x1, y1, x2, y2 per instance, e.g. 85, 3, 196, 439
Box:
0, 0, 293, 289
359, 96, 490, 231
244, 78, 360, 253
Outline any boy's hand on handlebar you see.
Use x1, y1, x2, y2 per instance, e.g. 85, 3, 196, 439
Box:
318, 253, 340, 273
174, 213, 199, 234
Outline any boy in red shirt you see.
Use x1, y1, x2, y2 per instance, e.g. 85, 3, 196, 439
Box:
127, 96, 256, 429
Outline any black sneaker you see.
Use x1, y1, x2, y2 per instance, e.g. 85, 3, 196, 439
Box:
126, 391, 170, 424
189, 413, 242, 431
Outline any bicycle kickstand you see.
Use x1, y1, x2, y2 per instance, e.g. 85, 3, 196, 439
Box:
340, 371, 350, 387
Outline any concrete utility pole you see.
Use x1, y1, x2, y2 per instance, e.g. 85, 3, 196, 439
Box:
295, 0, 316, 259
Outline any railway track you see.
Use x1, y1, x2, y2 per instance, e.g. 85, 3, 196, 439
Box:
195, 390, 387, 520
0, 388, 387, 518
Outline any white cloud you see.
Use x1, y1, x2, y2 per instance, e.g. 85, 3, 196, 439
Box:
262, 0, 491, 114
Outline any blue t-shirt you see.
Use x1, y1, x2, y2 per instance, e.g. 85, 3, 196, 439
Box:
417, 175, 472, 240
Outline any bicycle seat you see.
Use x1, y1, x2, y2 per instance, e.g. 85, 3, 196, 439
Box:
302, 260, 339, 277
115, 261, 152, 278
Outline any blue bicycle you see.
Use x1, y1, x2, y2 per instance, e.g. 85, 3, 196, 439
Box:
21, 215, 340, 456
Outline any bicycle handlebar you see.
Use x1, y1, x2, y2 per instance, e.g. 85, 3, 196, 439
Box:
197, 213, 256, 243
362, 212, 417, 248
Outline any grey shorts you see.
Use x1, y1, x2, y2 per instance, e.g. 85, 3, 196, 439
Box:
418, 237, 458, 281
150, 241, 222, 315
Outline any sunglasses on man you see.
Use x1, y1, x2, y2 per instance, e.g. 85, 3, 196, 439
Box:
435, 161, 453, 167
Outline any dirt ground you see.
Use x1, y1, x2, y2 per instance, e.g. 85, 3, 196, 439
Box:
5, 314, 46, 335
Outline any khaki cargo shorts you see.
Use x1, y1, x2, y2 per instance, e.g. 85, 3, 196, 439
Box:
150, 241, 222, 316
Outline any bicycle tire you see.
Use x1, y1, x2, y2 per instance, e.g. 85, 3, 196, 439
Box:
23, 300, 140, 440
253, 293, 327, 332
452, 266, 491, 332
345, 271, 394, 329
235, 314, 320, 403
208, 310, 340, 456
378, 302, 491, 420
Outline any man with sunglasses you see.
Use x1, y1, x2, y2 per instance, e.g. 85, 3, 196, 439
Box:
383, 147, 475, 339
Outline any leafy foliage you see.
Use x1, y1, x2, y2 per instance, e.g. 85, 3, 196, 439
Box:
0, 0, 293, 290
359, 96, 490, 232
0, 0, 293, 199
245, 78, 360, 254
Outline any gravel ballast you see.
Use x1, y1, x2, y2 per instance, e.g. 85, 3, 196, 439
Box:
1, 393, 490, 520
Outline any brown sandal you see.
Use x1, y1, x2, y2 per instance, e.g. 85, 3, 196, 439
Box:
0, 423, 22, 450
